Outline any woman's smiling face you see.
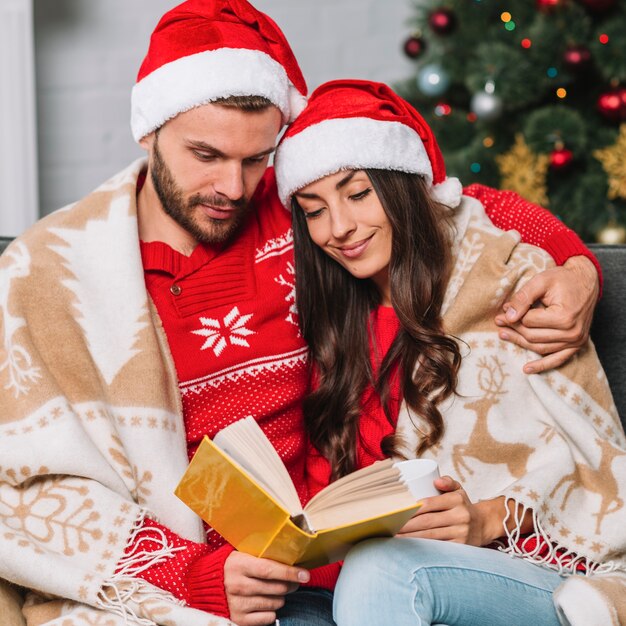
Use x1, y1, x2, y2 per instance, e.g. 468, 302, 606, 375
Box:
295, 170, 392, 304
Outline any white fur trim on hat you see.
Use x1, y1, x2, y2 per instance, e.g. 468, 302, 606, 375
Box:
131, 47, 305, 141
276, 117, 436, 206
432, 177, 462, 208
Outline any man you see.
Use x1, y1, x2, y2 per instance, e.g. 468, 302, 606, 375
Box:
0, 1, 600, 625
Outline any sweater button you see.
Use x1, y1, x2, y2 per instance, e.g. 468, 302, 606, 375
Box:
170, 283, 182, 296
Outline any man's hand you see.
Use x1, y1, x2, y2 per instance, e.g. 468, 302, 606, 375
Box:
494, 255, 599, 374
224, 551, 309, 626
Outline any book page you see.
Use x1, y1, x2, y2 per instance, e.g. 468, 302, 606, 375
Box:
304, 459, 418, 531
213, 416, 303, 516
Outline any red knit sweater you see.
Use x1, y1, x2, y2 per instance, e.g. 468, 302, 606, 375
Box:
307, 307, 402, 496
125, 170, 598, 618
136, 170, 313, 616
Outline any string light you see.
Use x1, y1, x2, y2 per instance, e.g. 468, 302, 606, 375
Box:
556, 87, 567, 99
599, 33, 609, 44
470, 163, 482, 173
547, 67, 558, 78
521, 38, 532, 49
483, 137, 495, 148
505, 21, 516, 31
501, 12, 512, 22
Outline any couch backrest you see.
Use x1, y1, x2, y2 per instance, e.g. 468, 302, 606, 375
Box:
0, 237, 623, 428
588, 244, 626, 423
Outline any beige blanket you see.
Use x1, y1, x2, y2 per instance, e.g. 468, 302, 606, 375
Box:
0, 160, 228, 625
3, 159, 624, 624
396, 195, 626, 624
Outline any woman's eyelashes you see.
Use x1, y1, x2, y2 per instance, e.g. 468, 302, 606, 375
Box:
302, 187, 372, 219
349, 187, 373, 201
303, 207, 325, 220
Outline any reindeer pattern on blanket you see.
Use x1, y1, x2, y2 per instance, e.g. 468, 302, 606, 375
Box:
397, 195, 626, 589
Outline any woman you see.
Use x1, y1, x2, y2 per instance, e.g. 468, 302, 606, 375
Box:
274, 80, 626, 625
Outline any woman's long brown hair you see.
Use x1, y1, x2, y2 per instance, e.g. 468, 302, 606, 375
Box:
292, 169, 462, 480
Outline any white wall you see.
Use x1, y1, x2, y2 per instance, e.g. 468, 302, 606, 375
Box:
34, 0, 414, 216
0, 0, 38, 236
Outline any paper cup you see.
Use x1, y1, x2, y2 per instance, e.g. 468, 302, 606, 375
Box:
394, 459, 441, 500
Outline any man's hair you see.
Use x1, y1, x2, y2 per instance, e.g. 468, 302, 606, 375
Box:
153, 95, 276, 136
213, 95, 274, 111
292, 169, 462, 480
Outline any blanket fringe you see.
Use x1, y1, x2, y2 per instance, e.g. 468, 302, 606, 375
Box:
97, 511, 186, 625
501, 497, 621, 577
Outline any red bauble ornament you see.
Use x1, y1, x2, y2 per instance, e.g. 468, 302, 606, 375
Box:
429, 8, 457, 36
579, 0, 617, 12
550, 147, 574, 170
597, 88, 626, 122
563, 44, 591, 70
403, 35, 426, 59
434, 102, 452, 117
536, 0, 565, 12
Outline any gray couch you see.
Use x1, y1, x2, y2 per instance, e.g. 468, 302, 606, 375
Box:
588, 244, 626, 420
0, 238, 624, 625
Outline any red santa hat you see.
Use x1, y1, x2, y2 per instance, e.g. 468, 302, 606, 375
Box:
275, 79, 462, 208
131, 0, 308, 142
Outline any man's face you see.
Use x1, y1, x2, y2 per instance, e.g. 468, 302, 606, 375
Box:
142, 102, 282, 244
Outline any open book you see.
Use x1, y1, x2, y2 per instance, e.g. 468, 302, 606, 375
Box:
175, 417, 422, 568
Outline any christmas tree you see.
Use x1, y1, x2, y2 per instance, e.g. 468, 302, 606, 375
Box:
398, 0, 626, 244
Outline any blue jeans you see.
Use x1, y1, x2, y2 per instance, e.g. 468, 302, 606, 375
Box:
334, 538, 565, 626
277, 587, 336, 626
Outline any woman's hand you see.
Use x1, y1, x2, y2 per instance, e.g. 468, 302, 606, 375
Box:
395, 476, 508, 547
494, 255, 599, 374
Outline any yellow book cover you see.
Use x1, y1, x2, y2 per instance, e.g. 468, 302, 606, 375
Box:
175, 417, 422, 568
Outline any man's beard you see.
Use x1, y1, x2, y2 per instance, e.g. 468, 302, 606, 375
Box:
150, 138, 250, 245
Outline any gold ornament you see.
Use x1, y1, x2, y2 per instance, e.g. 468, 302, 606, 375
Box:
496, 134, 550, 206
593, 124, 626, 200
596, 222, 626, 245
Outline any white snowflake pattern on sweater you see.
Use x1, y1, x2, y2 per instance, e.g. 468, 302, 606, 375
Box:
191, 306, 255, 357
